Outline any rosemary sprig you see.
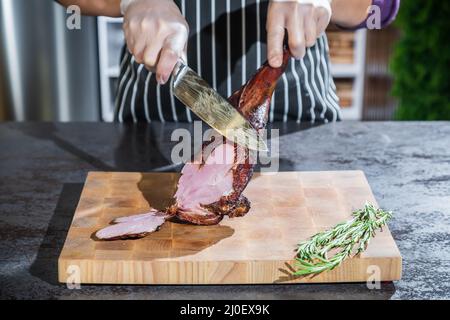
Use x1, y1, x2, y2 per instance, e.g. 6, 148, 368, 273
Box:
294, 202, 393, 276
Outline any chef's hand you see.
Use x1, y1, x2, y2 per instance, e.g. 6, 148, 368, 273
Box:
267, 0, 332, 68
121, 0, 189, 84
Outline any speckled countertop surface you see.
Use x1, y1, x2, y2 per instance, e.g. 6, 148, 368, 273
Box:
0, 121, 449, 300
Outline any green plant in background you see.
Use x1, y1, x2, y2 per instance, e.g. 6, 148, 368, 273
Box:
390, 1, 450, 120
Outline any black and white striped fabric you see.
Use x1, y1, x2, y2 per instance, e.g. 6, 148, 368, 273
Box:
115, 0, 341, 123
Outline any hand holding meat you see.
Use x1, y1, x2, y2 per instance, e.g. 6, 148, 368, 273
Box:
267, 0, 332, 67
121, 0, 189, 84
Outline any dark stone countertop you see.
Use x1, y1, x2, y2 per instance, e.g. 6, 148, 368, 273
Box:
0, 121, 449, 300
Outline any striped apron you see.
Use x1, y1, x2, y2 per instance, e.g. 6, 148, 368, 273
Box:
115, 0, 341, 123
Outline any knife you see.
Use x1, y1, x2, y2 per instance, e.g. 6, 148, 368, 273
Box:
171, 60, 268, 152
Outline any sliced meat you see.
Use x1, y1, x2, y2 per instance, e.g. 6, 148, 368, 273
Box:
95, 211, 167, 240
113, 209, 160, 223
170, 49, 290, 225
95, 49, 290, 239
168, 142, 236, 225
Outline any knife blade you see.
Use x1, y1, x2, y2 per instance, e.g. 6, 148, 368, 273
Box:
171, 61, 267, 152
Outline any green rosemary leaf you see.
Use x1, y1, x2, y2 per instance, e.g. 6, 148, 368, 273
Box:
294, 202, 393, 277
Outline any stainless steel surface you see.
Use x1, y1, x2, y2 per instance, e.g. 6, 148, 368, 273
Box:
0, 0, 100, 121
172, 61, 267, 151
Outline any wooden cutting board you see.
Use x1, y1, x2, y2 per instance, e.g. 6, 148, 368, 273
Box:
58, 171, 402, 284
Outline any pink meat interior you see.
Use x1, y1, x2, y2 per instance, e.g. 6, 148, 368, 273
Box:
174, 142, 236, 213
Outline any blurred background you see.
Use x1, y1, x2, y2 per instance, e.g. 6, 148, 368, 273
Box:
0, 0, 448, 122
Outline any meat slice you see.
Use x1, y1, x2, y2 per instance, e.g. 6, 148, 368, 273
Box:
96, 49, 289, 240
95, 210, 167, 240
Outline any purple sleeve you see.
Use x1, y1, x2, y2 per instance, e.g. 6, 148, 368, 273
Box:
340, 0, 401, 30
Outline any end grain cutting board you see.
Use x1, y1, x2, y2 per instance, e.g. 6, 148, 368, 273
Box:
58, 171, 402, 284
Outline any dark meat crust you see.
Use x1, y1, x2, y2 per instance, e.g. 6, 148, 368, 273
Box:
203, 194, 251, 218
228, 197, 251, 218
175, 207, 224, 225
